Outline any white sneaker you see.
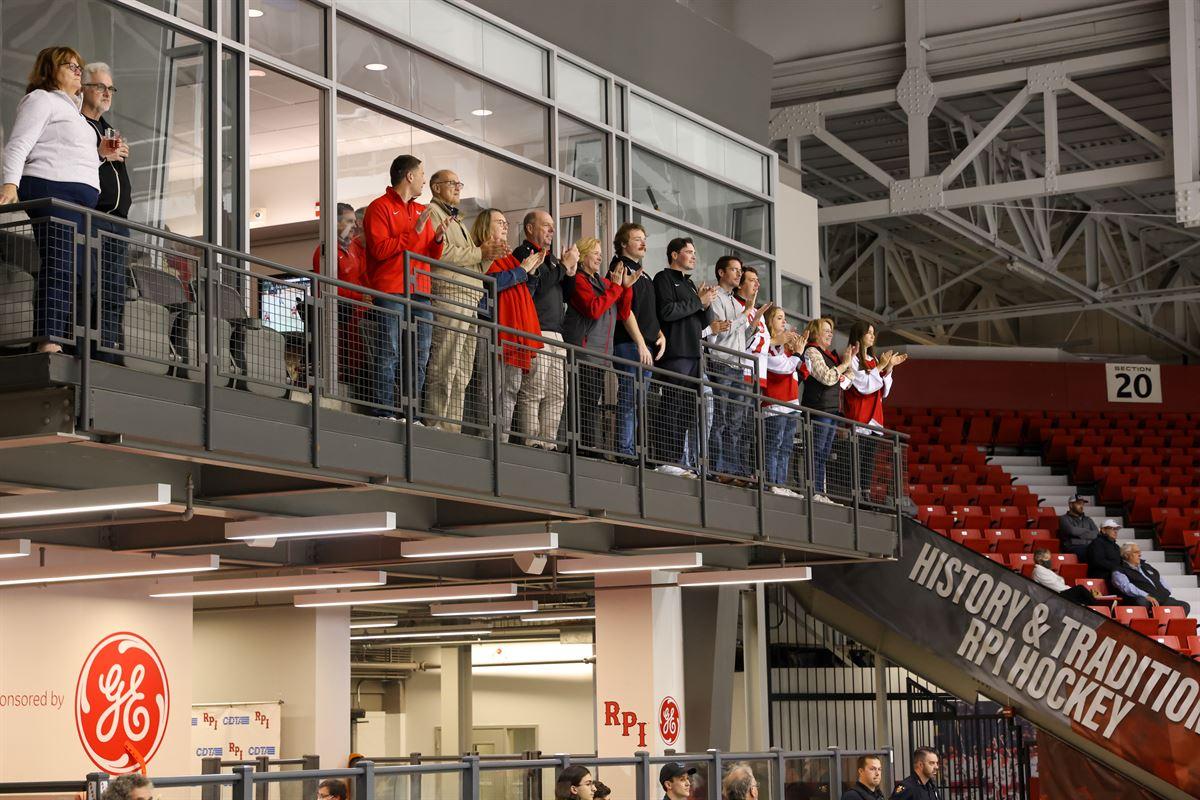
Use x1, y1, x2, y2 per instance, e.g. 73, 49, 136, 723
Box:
410, 419, 426, 427
770, 486, 789, 496
813, 493, 839, 505
782, 488, 804, 499
682, 470, 698, 479
655, 464, 688, 476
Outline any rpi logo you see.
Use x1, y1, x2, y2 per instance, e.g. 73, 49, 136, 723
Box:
601, 701, 648, 747
202, 712, 218, 730
75, 632, 170, 774
227, 742, 244, 759
254, 710, 272, 729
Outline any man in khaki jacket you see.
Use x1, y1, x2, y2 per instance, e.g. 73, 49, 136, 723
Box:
424, 170, 506, 431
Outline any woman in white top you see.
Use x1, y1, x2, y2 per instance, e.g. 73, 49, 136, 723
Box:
0, 47, 120, 352
842, 320, 907, 503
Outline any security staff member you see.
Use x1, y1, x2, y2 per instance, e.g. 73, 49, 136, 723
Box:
840, 755, 885, 800
891, 748, 940, 800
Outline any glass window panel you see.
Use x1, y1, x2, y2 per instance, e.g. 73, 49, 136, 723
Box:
781, 276, 812, 320
337, 19, 414, 108
247, 0, 325, 75
419, 0, 484, 70
616, 84, 627, 131
557, 59, 605, 123
559, 185, 610, 260
147, 0, 205, 26
337, 0, 411, 37
248, 67, 322, 270
335, 97, 549, 253
615, 139, 626, 196
0, 0, 208, 237
633, 214, 772, 299
629, 93, 767, 194
559, 115, 607, 190
222, 52, 242, 247
220, 0, 238, 40
482, 24, 546, 98
632, 147, 767, 250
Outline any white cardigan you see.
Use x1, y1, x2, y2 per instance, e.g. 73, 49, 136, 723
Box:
2, 90, 100, 190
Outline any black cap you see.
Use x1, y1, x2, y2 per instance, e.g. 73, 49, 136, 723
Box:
659, 763, 697, 785
1068, 493, 1087, 503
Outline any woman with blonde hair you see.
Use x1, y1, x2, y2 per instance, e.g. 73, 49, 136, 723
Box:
1, 46, 121, 352
801, 317, 857, 503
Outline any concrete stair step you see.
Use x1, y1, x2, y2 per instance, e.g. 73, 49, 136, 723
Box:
1013, 474, 1070, 486
1005, 466, 1054, 478
1162, 575, 1200, 590
988, 456, 1042, 467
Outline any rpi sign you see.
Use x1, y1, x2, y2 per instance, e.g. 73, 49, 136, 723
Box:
602, 698, 682, 748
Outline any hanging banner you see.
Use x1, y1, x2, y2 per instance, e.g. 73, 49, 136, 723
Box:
191, 702, 281, 771
808, 522, 1200, 797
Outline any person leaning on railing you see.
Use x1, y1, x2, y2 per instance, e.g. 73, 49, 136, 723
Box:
472, 208, 545, 442
0, 46, 123, 354
801, 317, 857, 505
842, 320, 907, 504
313, 203, 368, 399
748, 305, 805, 498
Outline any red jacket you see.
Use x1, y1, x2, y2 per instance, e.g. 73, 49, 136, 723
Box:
362, 187, 444, 296
312, 238, 367, 301
842, 353, 889, 428
487, 255, 543, 371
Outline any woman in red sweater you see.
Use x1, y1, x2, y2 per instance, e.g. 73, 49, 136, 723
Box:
748, 306, 808, 497
471, 209, 544, 442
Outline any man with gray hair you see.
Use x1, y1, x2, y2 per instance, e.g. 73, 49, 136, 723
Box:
80, 61, 130, 363
722, 763, 758, 800
101, 774, 153, 800
1111, 542, 1190, 613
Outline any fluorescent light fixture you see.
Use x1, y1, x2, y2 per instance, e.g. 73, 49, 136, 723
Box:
431, 600, 538, 617
350, 617, 399, 629
557, 553, 703, 574
148, 570, 386, 598
0, 554, 218, 587
0, 484, 171, 520
353, 627, 490, 642
676, 566, 813, 587
401, 532, 557, 559
248, 69, 267, 78
365, 63, 388, 71
225, 512, 397, 542
471, 108, 493, 116
294, 582, 518, 608
520, 609, 595, 622
248, 8, 264, 17
0, 539, 31, 559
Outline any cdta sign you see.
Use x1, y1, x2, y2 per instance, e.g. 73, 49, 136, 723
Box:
75, 632, 171, 773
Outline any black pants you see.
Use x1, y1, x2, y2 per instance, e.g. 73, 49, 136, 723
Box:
1129, 594, 1192, 615
654, 356, 699, 466
1058, 586, 1097, 605
578, 360, 606, 453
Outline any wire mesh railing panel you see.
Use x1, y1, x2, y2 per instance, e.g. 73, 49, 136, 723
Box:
645, 373, 701, 476
215, 262, 306, 398
0, 218, 45, 349
819, 418, 858, 505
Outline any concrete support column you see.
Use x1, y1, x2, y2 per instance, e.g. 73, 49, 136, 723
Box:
681, 586, 739, 751
439, 645, 473, 755
741, 586, 770, 750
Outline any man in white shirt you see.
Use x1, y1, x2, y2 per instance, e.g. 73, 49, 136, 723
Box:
1030, 548, 1100, 605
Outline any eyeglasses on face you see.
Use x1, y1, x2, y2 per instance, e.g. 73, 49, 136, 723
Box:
60, 62, 82, 75
83, 82, 118, 94
433, 180, 465, 190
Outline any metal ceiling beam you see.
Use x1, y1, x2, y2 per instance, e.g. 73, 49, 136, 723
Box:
1171, 0, 1200, 226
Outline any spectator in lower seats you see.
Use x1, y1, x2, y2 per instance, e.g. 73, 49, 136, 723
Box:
473, 209, 545, 442
555, 766, 596, 800
514, 211, 578, 449
317, 780, 347, 800
1084, 519, 1122, 579
653, 237, 716, 477
1058, 493, 1099, 558
102, 773, 153, 800
801, 318, 857, 504
423, 170, 506, 432
562, 238, 648, 456
313, 203, 368, 398
749, 306, 806, 497
722, 763, 758, 800
1031, 548, 1102, 605
843, 321, 907, 503
1, 47, 122, 353
610, 223, 664, 458
840, 755, 885, 800
362, 155, 450, 419
80, 62, 130, 364
1112, 542, 1191, 614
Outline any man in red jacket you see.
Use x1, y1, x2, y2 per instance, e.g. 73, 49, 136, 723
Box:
362, 155, 449, 419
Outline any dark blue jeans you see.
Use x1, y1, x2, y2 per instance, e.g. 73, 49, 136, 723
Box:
812, 415, 838, 494
372, 296, 434, 415
19, 177, 99, 342
92, 218, 129, 357
612, 340, 642, 456
764, 413, 799, 485
708, 362, 750, 476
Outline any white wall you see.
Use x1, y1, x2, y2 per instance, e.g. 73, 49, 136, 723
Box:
193, 605, 350, 767
775, 166, 820, 317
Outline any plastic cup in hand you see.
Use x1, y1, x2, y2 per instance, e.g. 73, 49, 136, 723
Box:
103, 128, 121, 148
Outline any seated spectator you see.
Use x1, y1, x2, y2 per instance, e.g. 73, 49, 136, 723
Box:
842, 321, 907, 503
1084, 519, 1122, 579
562, 238, 648, 457
748, 306, 806, 497
313, 203, 368, 399
1031, 548, 1102, 605
1058, 494, 1099, 559
1111, 542, 1191, 614
472, 209, 545, 442
800, 318, 857, 504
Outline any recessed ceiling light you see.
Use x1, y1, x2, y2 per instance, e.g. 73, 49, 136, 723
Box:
248, 8, 264, 17
471, 108, 493, 117
0, 539, 31, 559
148, 570, 387, 598
352, 627, 490, 642
294, 582, 518, 608
350, 617, 399, 629
401, 532, 557, 559
675, 566, 813, 587
0, 484, 171, 520
557, 552, 703, 574
430, 600, 538, 617
520, 609, 595, 622
365, 63, 388, 72
248, 69, 267, 78
0, 554, 218, 587
225, 512, 397, 542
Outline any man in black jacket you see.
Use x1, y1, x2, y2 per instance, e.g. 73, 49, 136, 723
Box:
1084, 519, 1122, 579
652, 237, 716, 476
840, 756, 886, 800
81, 63, 131, 363
1112, 543, 1191, 613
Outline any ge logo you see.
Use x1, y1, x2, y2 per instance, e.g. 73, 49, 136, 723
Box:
658, 696, 681, 746
75, 632, 170, 773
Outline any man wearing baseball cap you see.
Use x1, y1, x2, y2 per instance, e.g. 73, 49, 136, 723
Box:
1058, 493, 1100, 559
1085, 519, 1123, 579
660, 763, 698, 800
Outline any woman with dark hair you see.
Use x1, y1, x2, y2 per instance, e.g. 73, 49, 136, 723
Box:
801, 317, 857, 504
842, 320, 907, 503
554, 766, 596, 800
1, 46, 121, 352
